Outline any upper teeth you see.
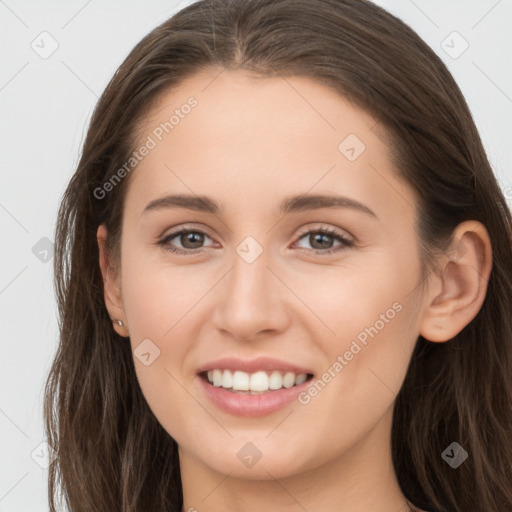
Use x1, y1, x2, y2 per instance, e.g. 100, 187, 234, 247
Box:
206, 369, 308, 392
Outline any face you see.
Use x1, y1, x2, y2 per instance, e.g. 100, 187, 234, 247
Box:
111, 68, 426, 479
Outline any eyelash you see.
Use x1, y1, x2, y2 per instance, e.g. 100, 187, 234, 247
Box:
157, 225, 354, 256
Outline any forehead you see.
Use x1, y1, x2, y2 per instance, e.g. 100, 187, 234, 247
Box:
127, 68, 414, 223
136, 68, 378, 155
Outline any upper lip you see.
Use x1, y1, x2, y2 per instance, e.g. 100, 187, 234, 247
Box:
197, 357, 314, 375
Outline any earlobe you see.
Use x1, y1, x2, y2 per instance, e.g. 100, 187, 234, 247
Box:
97, 224, 130, 337
419, 220, 492, 343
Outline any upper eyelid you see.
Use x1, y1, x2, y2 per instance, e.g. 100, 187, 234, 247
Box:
295, 224, 352, 240
159, 225, 216, 243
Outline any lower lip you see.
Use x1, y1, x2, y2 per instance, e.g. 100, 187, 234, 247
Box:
197, 375, 312, 417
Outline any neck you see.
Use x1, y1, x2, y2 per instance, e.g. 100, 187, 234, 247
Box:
179, 406, 421, 512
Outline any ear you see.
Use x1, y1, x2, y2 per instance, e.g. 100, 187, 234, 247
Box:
97, 224, 129, 337
419, 220, 493, 342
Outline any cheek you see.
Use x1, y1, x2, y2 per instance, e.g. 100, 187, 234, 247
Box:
112, 253, 423, 479
301, 250, 420, 412
292, 295, 418, 470
121, 250, 209, 341
120, 258, 206, 441
119, 252, 199, 394
297, 249, 418, 353
120, 232, 422, 439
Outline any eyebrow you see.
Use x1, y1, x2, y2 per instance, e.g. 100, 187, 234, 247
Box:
142, 193, 377, 218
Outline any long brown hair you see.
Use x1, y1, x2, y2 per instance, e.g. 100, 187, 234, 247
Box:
45, 1, 512, 510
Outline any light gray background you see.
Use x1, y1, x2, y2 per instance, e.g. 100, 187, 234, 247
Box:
1, 1, 511, 510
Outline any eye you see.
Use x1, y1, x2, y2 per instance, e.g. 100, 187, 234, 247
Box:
294, 226, 354, 255
157, 225, 354, 256
158, 228, 215, 255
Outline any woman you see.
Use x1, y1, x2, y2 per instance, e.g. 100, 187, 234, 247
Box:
44, 1, 512, 511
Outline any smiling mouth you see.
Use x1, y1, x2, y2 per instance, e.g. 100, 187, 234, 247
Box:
200, 369, 315, 394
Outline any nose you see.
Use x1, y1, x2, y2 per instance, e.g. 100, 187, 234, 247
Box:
212, 246, 291, 342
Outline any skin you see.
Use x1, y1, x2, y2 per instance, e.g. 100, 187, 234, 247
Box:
97, 68, 492, 512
